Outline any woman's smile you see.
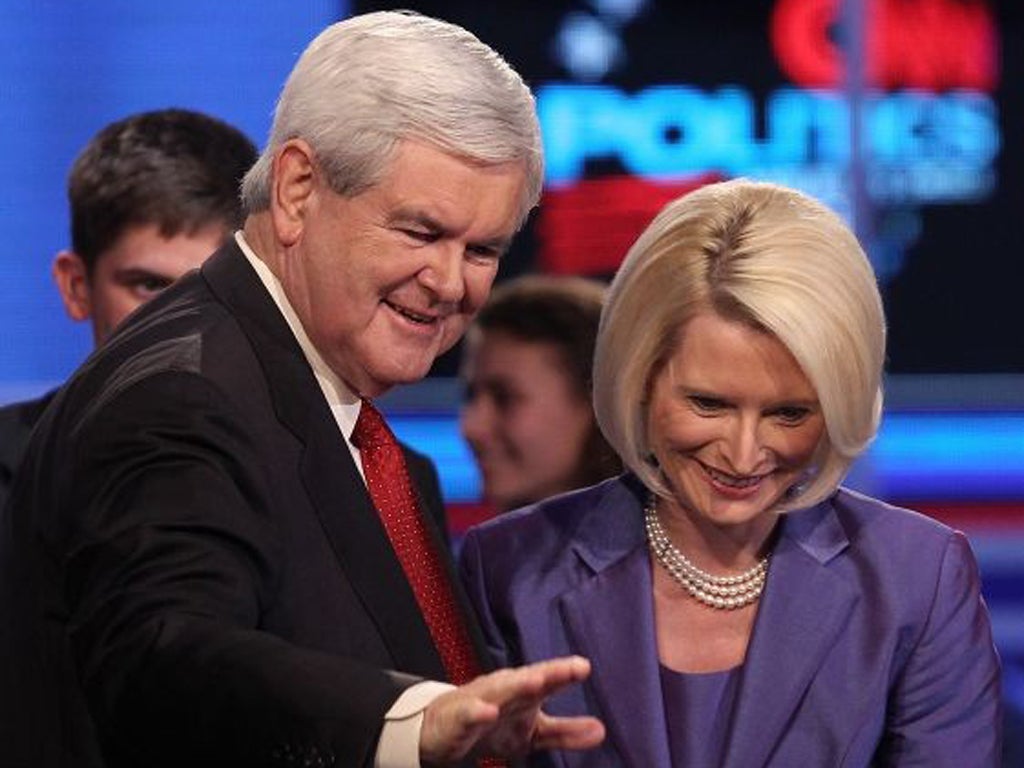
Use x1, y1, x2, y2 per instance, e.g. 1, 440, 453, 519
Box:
647, 310, 825, 535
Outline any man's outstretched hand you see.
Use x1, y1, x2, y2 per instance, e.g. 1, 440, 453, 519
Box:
419, 656, 605, 766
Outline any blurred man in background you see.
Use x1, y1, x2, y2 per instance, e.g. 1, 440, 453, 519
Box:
0, 108, 257, 508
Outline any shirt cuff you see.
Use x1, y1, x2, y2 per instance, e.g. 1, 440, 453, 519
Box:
375, 680, 457, 768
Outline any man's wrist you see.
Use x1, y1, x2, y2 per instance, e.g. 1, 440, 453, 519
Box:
376, 681, 456, 768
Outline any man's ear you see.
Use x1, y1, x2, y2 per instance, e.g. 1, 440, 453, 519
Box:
52, 250, 92, 322
270, 139, 317, 247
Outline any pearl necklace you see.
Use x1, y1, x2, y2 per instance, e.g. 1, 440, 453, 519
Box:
644, 497, 769, 610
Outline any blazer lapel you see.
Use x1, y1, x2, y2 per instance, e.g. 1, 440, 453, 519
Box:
557, 482, 673, 768
723, 500, 858, 768
202, 244, 446, 679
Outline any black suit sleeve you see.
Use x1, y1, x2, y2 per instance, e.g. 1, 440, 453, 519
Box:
60, 372, 412, 767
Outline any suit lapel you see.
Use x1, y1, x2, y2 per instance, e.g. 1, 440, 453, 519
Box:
723, 501, 858, 768
557, 480, 673, 768
301, 425, 447, 678
202, 244, 446, 680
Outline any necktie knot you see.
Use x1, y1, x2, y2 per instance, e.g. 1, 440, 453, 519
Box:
352, 398, 392, 450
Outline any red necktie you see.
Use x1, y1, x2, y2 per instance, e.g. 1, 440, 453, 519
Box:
352, 398, 481, 685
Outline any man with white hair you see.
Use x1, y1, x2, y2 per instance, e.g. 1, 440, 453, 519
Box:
0, 11, 603, 767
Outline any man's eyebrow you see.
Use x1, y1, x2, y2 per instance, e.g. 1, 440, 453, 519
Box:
390, 210, 513, 253
389, 209, 447, 232
111, 267, 180, 283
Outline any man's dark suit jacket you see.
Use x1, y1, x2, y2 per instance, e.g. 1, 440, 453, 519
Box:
0, 390, 54, 511
0, 241, 488, 767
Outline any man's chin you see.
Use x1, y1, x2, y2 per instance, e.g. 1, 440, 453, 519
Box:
364, 362, 435, 394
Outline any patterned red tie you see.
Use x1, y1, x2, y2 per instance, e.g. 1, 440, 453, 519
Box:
352, 398, 482, 685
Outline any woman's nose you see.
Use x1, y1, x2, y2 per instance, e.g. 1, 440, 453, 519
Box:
720, 415, 767, 474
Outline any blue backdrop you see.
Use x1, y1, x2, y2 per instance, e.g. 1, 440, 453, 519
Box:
0, 0, 345, 398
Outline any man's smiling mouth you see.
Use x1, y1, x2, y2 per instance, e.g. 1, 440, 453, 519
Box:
384, 299, 437, 325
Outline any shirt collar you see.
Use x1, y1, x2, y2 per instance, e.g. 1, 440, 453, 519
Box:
234, 231, 362, 439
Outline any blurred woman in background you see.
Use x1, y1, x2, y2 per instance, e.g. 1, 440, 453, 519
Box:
460, 275, 622, 513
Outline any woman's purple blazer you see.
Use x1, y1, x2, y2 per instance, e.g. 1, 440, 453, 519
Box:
459, 475, 1002, 767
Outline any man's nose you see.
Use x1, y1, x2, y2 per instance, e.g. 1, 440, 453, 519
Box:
420, 244, 464, 303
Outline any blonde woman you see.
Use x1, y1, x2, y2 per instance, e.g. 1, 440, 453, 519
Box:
460, 179, 1001, 767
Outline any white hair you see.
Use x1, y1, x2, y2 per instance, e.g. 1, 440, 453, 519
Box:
241, 11, 543, 226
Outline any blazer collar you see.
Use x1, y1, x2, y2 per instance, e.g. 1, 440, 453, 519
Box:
200, 243, 450, 680
560, 484, 857, 768
567, 474, 649, 572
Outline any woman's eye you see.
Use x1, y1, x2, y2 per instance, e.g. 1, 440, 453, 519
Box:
775, 407, 810, 424
688, 395, 723, 413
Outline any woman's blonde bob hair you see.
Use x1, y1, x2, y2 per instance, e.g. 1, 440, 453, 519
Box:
593, 179, 886, 511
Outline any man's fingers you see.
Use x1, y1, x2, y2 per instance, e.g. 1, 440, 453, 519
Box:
532, 713, 606, 751
421, 694, 500, 763
420, 657, 601, 764
525, 655, 592, 687
472, 655, 592, 707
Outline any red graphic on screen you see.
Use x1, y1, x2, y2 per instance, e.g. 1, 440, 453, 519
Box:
771, 0, 998, 91
538, 173, 723, 276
